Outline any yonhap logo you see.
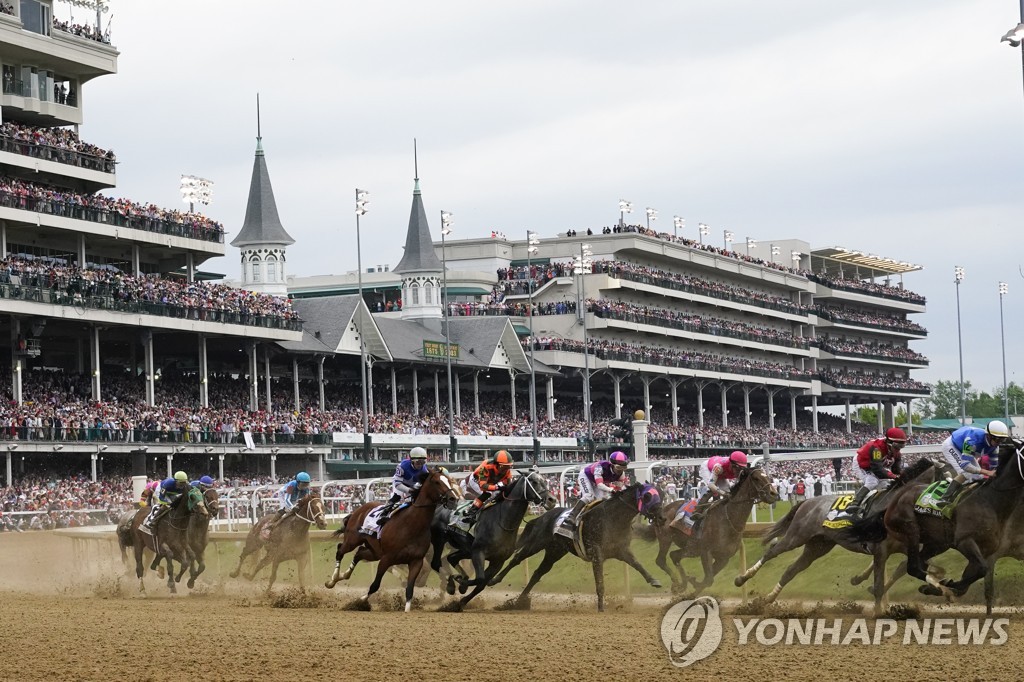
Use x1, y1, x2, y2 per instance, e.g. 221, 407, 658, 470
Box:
660, 596, 723, 668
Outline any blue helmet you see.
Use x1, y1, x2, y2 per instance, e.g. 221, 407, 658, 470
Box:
296, 472, 311, 483
190, 480, 201, 487
199, 475, 214, 486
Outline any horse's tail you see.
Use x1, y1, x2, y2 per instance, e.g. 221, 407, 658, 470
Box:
762, 501, 802, 545
331, 513, 351, 538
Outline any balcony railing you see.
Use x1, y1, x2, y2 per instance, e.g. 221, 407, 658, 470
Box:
0, 426, 332, 445
0, 135, 114, 173
0, 280, 302, 331
0, 188, 225, 243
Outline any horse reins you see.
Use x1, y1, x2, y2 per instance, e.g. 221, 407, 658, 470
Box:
293, 497, 326, 525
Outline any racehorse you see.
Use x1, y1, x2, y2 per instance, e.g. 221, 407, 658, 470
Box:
734, 458, 939, 614
654, 465, 778, 593
324, 469, 458, 590
429, 468, 557, 608
326, 467, 459, 612
184, 486, 220, 589
229, 491, 328, 594
123, 487, 207, 593
488, 482, 664, 612
885, 440, 1024, 608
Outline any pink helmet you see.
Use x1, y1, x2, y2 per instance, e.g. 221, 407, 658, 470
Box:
609, 451, 630, 467
729, 451, 749, 468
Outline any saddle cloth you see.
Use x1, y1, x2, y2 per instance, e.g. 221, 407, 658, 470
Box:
914, 480, 971, 519
360, 506, 387, 537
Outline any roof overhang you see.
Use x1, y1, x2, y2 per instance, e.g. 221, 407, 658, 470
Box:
811, 246, 922, 275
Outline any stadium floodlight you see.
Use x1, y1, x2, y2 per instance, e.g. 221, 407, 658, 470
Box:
180, 175, 213, 212
441, 210, 456, 460
723, 230, 734, 250
618, 200, 633, 227
954, 265, 966, 426
745, 237, 757, 256
355, 188, 371, 462
698, 222, 709, 244
1002, 22, 1024, 47
645, 207, 658, 230
527, 230, 541, 462
791, 250, 802, 263
673, 216, 685, 239
574, 242, 595, 449
1000, 282, 1010, 430
770, 244, 781, 263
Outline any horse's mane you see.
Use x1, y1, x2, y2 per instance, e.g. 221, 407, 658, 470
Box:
897, 457, 935, 485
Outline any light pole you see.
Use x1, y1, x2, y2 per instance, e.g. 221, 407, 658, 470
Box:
355, 189, 371, 462
574, 243, 594, 450
745, 237, 757, 257
179, 174, 213, 213
645, 207, 658, 231
441, 210, 456, 460
1000, 281, 1010, 429
770, 243, 781, 263
723, 230, 734, 251
527, 230, 541, 462
791, 250, 802, 268
698, 223, 709, 245
618, 200, 633, 228
673, 216, 684, 240
955, 265, 966, 425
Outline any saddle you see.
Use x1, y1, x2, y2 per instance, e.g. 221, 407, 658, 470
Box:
914, 480, 976, 519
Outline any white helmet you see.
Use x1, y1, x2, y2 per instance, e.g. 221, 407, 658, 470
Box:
986, 420, 1010, 441
409, 446, 427, 460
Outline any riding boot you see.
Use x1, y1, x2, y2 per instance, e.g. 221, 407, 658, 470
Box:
461, 503, 482, 528
555, 500, 585, 538
934, 479, 963, 510
845, 486, 870, 520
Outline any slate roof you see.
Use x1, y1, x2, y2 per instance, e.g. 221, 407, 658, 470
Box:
392, 179, 443, 274
231, 138, 296, 248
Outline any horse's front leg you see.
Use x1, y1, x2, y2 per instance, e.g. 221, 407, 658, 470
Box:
405, 559, 424, 612
590, 551, 606, 612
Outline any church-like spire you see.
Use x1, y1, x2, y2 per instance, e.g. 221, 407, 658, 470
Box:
231, 95, 294, 248
393, 140, 443, 274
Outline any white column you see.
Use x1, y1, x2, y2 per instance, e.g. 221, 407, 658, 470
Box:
811, 395, 819, 433
612, 373, 623, 419
10, 317, 22, 406
248, 341, 258, 411
293, 357, 300, 412
434, 370, 440, 418
790, 394, 798, 431
546, 376, 555, 421
697, 384, 705, 428
876, 400, 884, 433
720, 384, 728, 428
906, 400, 914, 436
5, 451, 11, 487
317, 355, 325, 411
845, 399, 852, 434
131, 244, 141, 277
455, 373, 461, 418
474, 372, 481, 417
143, 331, 155, 407
90, 453, 98, 483
391, 366, 398, 414
186, 253, 195, 283
318, 452, 325, 482
166, 454, 173, 479
264, 349, 272, 413
743, 385, 752, 430
198, 335, 209, 408
670, 381, 679, 427
217, 454, 225, 481
0, 220, 6, 257
767, 390, 776, 430
90, 326, 101, 401
412, 369, 419, 416
510, 372, 517, 421
270, 454, 277, 480
642, 376, 652, 424
632, 418, 649, 465
367, 360, 375, 417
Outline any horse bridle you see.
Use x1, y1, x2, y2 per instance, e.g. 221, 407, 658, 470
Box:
717, 469, 773, 533
293, 496, 326, 525
504, 472, 547, 505
412, 473, 458, 509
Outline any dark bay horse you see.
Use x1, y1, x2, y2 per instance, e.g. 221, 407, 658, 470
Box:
326, 467, 459, 612
430, 469, 557, 608
185, 487, 220, 589
124, 487, 207, 593
488, 482, 664, 612
654, 465, 778, 593
229, 491, 328, 594
734, 458, 939, 614
885, 440, 1024, 609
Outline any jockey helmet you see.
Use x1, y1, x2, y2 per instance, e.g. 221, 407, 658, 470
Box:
494, 451, 512, 468
190, 480, 200, 487
409, 446, 428, 461
728, 451, 749, 468
986, 420, 1010, 443
296, 472, 311, 489
173, 471, 188, 483
885, 427, 907, 446
609, 451, 629, 470
199, 475, 214, 486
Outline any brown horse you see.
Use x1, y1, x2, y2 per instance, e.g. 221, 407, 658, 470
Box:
229, 491, 328, 594
325, 467, 459, 611
184, 487, 220, 589
654, 465, 778, 594
884, 440, 1024, 607
123, 488, 207, 593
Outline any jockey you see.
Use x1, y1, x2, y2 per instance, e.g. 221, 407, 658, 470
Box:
379, 447, 429, 524
845, 427, 906, 519
139, 479, 160, 508
461, 450, 515, 526
556, 451, 630, 537
141, 471, 189, 530
197, 475, 215, 492
934, 421, 1008, 509
268, 472, 312, 531
692, 451, 748, 521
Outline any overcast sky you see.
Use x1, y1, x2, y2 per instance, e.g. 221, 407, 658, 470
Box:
72, 1, 1024, 396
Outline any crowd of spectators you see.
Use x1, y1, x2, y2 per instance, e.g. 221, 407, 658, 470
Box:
446, 299, 577, 317
816, 305, 926, 335
52, 19, 111, 45
528, 337, 814, 381
0, 121, 115, 172
0, 254, 299, 327
819, 370, 930, 394
0, 2, 12, 16
807, 272, 925, 304
0, 176, 225, 243
815, 336, 928, 364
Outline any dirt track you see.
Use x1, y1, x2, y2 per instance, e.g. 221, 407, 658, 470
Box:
1, 532, 1022, 682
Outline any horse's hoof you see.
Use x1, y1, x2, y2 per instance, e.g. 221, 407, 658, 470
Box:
445, 581, 456, 596
325, 580, 336, 589
850, 575, 865, 586
458, 583, 468, 595
649, 579, 662, 589
919, 584, 943, 597
187, 579, 196, 589
734, 576, 746, 587
229, 571, 239, 579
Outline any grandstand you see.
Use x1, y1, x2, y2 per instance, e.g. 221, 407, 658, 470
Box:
0, 5, 932, 490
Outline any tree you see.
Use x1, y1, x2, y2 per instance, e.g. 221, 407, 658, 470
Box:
854, 406, 877, 425
921, 380, 974, 420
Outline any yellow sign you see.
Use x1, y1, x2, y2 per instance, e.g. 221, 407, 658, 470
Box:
423, 340, 459, 360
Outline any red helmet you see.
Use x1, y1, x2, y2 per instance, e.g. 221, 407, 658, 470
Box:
729, 451, 749, 468
885, 427, 907, 445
